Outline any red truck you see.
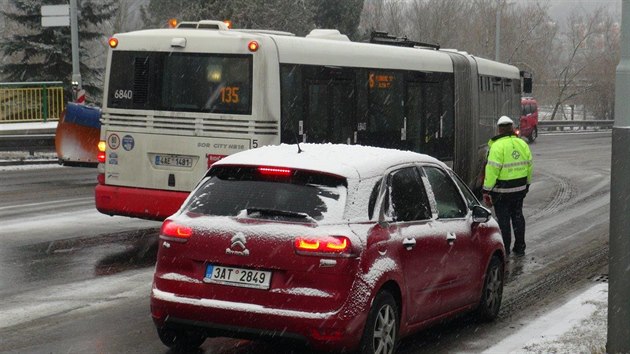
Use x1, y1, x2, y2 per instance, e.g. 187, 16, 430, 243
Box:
518, 97, 538, 143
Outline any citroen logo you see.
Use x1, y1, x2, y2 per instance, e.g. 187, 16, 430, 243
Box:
225, 232, 250, 256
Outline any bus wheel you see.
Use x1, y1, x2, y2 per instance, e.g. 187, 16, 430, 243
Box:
359, 290, 399, 354
528, 127, 538, 143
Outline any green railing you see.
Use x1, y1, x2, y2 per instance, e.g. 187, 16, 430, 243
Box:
0, 82, 65, 123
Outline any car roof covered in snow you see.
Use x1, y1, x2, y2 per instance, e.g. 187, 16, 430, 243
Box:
212, 143, 445, 179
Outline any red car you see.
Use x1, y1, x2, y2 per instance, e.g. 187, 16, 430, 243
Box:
519, 97, 539, 143
150, 144, 505, 353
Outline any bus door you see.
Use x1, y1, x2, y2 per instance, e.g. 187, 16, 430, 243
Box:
302, 78, 355, 144
404, 78, 454, 160
362, 70, 405, 150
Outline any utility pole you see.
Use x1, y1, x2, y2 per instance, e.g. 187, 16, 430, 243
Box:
607, 0, 630, 352
495, 0, 501, 61
70, 0, 82, 93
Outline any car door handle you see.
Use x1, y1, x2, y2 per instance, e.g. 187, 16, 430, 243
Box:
447, 232, 456, 243
402, 238, 416, 250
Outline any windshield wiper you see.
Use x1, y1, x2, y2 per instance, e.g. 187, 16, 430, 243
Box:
245, 208, 316, 222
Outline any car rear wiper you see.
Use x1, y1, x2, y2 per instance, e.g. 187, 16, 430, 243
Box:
245, 208, 316, 222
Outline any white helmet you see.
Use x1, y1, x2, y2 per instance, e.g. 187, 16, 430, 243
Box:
497, 116, 514, 126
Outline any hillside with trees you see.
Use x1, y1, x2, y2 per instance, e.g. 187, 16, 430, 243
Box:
0, 0, 621, 119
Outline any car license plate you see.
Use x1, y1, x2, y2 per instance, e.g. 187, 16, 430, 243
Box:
204, 264, 272, 290
154, 154, 193, 168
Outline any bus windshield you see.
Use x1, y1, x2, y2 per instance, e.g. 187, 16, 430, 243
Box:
107, 51, 252, 114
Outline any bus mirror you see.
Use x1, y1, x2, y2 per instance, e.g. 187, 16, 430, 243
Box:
523, 77, 532, 94
520, 71, 533, 94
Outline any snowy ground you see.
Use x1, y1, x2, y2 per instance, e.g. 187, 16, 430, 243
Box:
0, 121, 610, 353
484, 283, 607, 353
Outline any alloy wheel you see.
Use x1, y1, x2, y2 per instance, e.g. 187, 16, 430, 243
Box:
373, 303, 397, 354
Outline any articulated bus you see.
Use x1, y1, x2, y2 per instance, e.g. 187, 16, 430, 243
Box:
96, 20, 527, 221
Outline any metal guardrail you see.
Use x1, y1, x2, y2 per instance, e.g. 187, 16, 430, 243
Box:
0, 134, 55, 153
0, 125, 56, 155
538, 120, 614, 129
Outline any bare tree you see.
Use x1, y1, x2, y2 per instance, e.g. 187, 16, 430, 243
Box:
580, 11, 619, 120
358, 0, 407, 39
548, 7, 611, 121
405, 0, 473, 48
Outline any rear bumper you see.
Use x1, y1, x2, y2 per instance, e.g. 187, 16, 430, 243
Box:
150, 287, 367, 351
95, 184, 188, 220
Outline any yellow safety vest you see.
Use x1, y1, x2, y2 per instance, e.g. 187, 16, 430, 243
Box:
483, 133, 533, 193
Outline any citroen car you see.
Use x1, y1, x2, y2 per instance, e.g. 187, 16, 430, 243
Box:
150, 144, 505, 353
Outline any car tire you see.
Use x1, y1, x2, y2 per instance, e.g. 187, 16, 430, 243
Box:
359, 290, 399, 354
475, 256, 504, 322
157, 327, 206, 352
528, 127, 538, 143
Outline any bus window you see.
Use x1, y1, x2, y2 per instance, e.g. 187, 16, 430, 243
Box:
365, 70, 404, 149
404, 75, 454, 160
280, 64, 355, 144
303, 80, 355, 143
280, 65, 302, 142
107, 51, 252, 114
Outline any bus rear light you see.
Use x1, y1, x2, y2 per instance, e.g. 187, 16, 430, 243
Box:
160, 220, 193, 242
248, 41, 259, 52
97, 140, 106, 163
258, 166, 291, 176
294, 236, 352, 255
108, 37, 118, 48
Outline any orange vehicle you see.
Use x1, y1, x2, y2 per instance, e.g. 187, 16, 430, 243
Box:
519, 97, 538, 143
55, 102, 101, 166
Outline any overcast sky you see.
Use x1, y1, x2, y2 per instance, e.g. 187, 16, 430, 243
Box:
541, 0, 621, 21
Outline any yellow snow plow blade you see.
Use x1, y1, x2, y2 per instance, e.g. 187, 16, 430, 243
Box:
55, 103, 101, 167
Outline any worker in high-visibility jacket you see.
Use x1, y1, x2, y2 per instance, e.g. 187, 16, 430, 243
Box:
482, 115, 533, 257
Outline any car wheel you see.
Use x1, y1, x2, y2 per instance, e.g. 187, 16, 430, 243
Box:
475, 256, 504, 321
157, 327, 206, 352
359, 290, 399, 354
528, 127, 538, 143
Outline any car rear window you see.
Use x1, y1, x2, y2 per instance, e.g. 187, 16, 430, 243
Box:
183, 166, 347, 222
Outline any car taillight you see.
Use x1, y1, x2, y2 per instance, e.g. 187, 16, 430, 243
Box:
160, 220, 193, 242
294, 236, 352, 256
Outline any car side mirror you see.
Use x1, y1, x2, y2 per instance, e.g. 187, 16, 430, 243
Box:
472, 205, 491, 223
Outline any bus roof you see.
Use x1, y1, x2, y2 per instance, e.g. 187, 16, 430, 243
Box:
474, 56, 521, 79
111, 25, 521, 77
270, 35, 454, 73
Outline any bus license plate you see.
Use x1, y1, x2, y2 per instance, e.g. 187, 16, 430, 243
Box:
154, 154, 193, 168
204, 264, 272, 290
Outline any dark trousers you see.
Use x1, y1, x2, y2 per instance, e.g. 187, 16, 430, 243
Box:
493, 192, 526, 254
